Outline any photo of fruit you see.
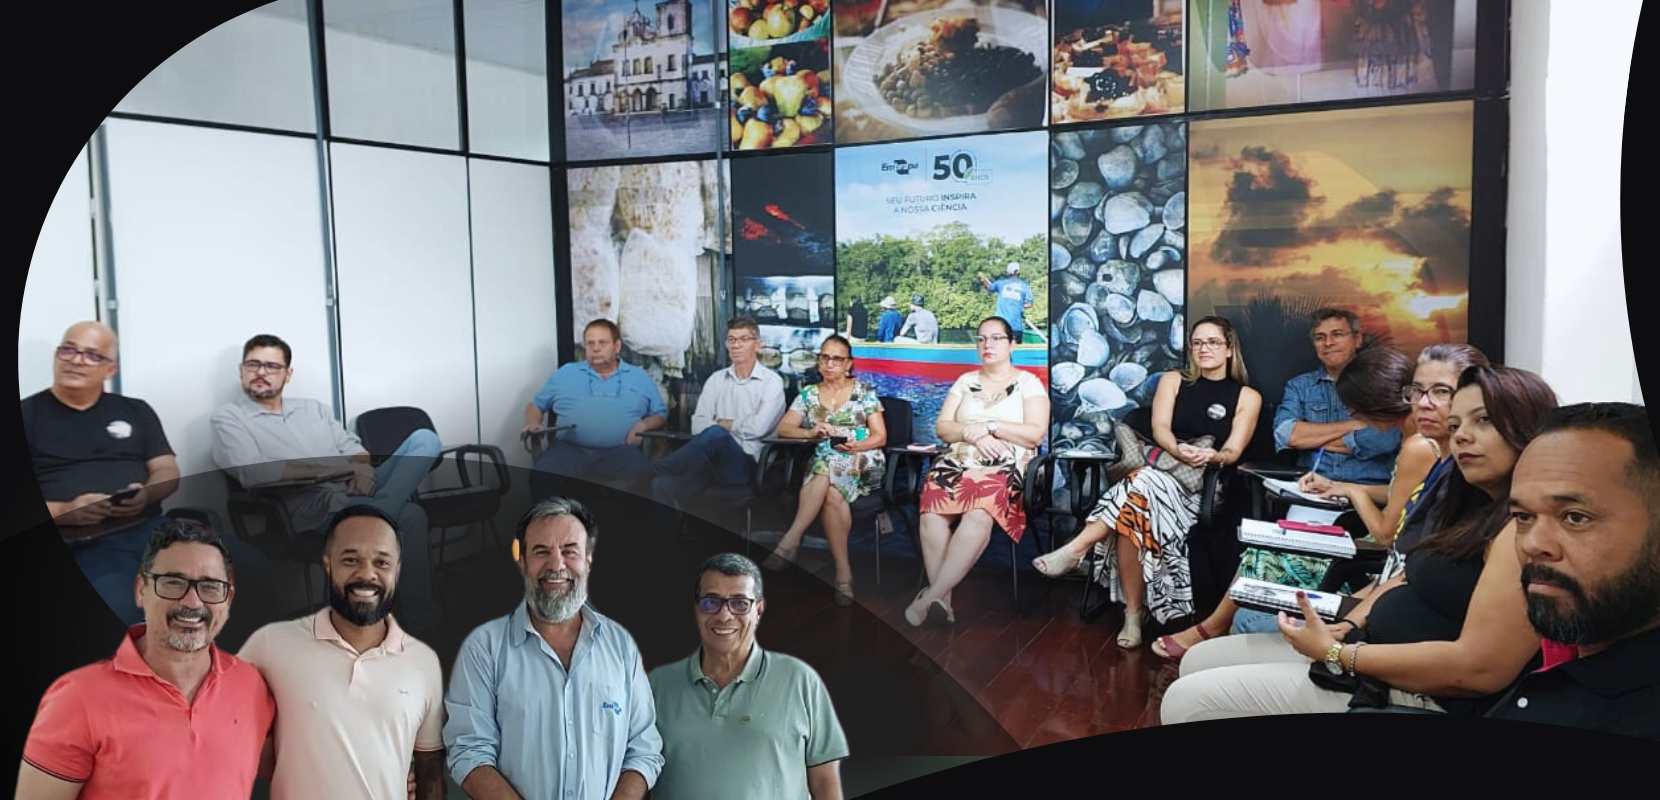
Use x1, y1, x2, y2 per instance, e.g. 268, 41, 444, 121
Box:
729, 0, 833, 46
728, 40, 835, 149
1051, 0, 1186, 123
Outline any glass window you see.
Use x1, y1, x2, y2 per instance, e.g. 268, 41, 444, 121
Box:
324, 0, 460, 150
464, 0, 549, 161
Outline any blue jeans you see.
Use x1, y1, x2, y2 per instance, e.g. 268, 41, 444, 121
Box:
649, 427, 755, 508
1232, 607, 1281, 635
333, 429, 443, 632
74, 514, 271, 627
530, 440, 652, 501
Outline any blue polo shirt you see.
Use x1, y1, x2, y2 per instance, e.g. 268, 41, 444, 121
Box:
530, 361, 666, 449
1273, 368, 1400, 484
988, 278, 1033, 333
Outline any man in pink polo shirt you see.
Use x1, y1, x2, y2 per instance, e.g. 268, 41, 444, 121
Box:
18, 520, 275, 799
239, 504, 447, 800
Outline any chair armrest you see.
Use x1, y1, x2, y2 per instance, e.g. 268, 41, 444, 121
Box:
442, 444, 510, 495
224, 487, 306, 556
1197, 465, 1226, 531
1023, 454, 1054, 517
520, 425, 575, 456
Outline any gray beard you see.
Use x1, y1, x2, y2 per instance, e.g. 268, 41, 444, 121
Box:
526, 573, 587, 623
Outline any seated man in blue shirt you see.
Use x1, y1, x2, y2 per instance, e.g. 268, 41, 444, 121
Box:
1272, 308, 1400, 485
648, 318, 786, 510
522, 319, 666, 501
874, 296, 904, 343
444, 497, 664, 800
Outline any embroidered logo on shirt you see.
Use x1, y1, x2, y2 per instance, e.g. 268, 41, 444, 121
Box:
106, 420, 133, 439
601, 700, 623, 716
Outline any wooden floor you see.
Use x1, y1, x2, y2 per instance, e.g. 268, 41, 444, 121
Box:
772, 543, 1183, 748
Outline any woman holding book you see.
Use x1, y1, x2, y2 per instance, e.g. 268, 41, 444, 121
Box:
1151, 343, 1488, 661
1160, 364, 1558, 722
1031, 316, 1262, 648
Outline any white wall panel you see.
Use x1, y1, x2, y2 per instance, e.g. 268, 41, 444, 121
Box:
20, 145, 98, 398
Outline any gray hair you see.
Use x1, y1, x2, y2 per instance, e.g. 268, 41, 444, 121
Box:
141, 519, 234, 583
696, 553, 763, 599
515, 496, 598, 551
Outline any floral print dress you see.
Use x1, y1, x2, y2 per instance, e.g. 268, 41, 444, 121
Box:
790, 380, 887, 503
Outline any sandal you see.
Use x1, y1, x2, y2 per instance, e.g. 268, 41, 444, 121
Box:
834, 580, 855, 608
1152, 622, 1215, 662
1032, 547, 1084, 578
904, 590, 930, 627
927, 598, 953, 626
761, 545, 797, 572
1116, 607, 1146, 649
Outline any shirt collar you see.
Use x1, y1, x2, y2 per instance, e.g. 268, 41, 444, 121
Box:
236, 394, 288, 418
113, 623, 230, 679
511, 601, 601, 647
721, 364, 767, 384
578, 360, 632, 380
312, 607, 406, 655
688, 643, 766, 687
1550, 625, 1660, 696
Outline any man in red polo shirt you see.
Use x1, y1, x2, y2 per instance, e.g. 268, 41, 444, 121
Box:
17, 520, 275, 798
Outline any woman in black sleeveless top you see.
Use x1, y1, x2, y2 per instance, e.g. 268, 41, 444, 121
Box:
1161, 365, 1558, 722
1033, 317, 1263, 648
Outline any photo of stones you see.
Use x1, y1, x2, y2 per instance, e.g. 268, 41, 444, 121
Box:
567, 160, 733, 427
1187, 101, 1474, 407
561, 0, 725, 161
1051, 0, 1186, 124
759, 324, 839, 382
1187, 0, 1476, 112
731, 149, 836, 277
1048, 122, 1188, 456
833, 0, 1049, 144
739, 276, 837, 328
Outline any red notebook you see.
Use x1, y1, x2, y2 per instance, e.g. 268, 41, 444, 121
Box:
1278, 519, 1349, 537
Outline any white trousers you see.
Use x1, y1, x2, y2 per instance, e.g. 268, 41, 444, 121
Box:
1160, 634, 1443, 724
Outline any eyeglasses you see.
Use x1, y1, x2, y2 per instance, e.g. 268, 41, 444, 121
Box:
696, 595, 757, 615
1402, 384, 1455, 405
144, 572, 230, 604
976, 335, 1011, 345
1190, 338, 1228, 352
816, 354, 850, 365
1312, 330, 1354, 344
725, 335, 758, 344
56, 345, 113, 365
240, 360, 287, 374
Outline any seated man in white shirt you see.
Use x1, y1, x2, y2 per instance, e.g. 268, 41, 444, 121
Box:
210, 334, 443, 633
647, 318, 786, 510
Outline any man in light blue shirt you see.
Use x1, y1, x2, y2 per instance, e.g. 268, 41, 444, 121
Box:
648, 318, 785, 509
979, 262, 1033, 339
522, 319, 667, 500
444, 497, 663, 800
898, 295, 940, 344
1271, 308, 1400, 485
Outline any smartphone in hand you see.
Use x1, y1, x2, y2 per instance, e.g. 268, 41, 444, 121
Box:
107, 486, 141, 503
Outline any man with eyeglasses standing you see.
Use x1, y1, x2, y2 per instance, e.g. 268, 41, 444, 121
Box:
646, 317, 786, 511
25, 321, 208, 626
19, 520, 276, 799
238, 504, 448, 800
522, 318, 668, 500
209, 333, 444, 634
445, 497, 664, 800
1272, 308, 1400, 486
649, 553, 847, 800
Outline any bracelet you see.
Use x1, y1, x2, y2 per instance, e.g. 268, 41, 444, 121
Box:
1346, 642, 1365, 676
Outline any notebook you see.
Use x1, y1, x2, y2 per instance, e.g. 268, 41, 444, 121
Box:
1261, 477, 1352, 508
1238, 518, 1357, 558
1228, 577, 1356, 622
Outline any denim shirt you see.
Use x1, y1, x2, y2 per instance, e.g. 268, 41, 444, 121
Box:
1272, 369, 1400, 484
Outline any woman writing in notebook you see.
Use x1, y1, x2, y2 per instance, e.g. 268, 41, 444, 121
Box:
1031, 316, 1262, 648
1152, 343, 1489, 661
1160, 364, 1557, 721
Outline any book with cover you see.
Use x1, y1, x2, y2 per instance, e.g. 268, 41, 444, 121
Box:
1238, 518, 1357, 559
1228, 577, 1358, 622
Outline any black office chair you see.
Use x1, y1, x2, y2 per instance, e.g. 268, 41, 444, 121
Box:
355, 407, 511, 569
221, 473, 328, 614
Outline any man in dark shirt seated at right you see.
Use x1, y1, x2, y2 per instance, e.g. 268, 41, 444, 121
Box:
1492, 401, 1659, 740
22, 321, 264, 627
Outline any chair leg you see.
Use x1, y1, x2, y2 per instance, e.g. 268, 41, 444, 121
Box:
1010, 540, 1019, 604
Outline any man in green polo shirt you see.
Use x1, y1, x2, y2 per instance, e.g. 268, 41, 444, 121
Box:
648, 553, 848, 800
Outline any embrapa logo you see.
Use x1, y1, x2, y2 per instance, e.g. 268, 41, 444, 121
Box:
881, 158, 920, 175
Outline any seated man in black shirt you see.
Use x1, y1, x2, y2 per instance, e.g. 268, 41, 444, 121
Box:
22, 321, 263, 627
1493, 402, 1659, 740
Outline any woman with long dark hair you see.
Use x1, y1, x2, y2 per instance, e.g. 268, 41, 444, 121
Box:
1161, 365, 1559, 721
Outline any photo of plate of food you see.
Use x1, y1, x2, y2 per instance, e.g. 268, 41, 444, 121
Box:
729, 0, 833, 47
838, 5, 1048, 139
1051, 14, 1185, 123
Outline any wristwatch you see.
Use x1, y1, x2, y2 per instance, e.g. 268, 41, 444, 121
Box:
1324, 642, 1345, 675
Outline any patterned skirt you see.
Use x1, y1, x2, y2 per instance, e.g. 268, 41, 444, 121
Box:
1086, 467, 1200, 624
919, 457, 1029, 543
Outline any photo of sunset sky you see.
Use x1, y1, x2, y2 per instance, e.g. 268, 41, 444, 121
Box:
1187, 100, 1473, 399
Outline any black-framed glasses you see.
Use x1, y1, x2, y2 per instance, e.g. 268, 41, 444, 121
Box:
1402, 384, 1455, 405
816, 354, 850, 365
56, 345, 113, 365
696, 595, 757, 615
144, 572, 230, 603
240, 360, 287, 374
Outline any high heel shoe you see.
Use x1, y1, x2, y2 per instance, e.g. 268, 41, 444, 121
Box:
1116, 607, 1146, 649
1032, 547, 1084, 577
904, 590, 930, 627
761, 544, 797, 572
